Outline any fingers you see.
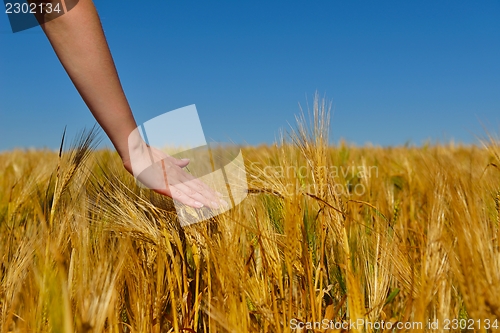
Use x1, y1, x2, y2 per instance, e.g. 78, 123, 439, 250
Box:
183, 178, 222, 208
167, 185, 205, 208
158, 159, 223, 209
131, 151, 225, 209
147, 147, 189, 168
168, 179, 221, 209
171, 157, 190, 168
167, 183, 208, 208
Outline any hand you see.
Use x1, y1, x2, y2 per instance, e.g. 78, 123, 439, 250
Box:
122, 142, 223, 209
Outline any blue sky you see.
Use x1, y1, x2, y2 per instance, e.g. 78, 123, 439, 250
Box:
1, 0, 499, 150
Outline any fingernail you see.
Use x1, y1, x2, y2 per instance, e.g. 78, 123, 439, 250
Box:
220, 199, 229, 208
211, 201, 220, 209
216, 191, 224, 197
194, 201, 204, 208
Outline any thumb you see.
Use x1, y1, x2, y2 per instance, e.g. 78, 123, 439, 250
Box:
172, 158, 190, 168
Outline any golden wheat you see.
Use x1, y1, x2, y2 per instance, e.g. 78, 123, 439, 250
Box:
2, 100, 500, 332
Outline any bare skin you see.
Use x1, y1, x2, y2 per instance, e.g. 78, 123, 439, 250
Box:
32, 0, 220, 208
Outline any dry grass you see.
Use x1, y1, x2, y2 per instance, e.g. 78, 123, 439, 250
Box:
2, 99, 500, 332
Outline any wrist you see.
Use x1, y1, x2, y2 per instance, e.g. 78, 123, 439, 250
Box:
121, 128, 152, 176
121, 128, 146, 164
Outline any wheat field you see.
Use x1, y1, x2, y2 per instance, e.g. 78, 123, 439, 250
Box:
2, 100, 500, 332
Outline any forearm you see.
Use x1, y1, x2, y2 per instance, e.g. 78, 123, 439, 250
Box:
35, 0, 137, 161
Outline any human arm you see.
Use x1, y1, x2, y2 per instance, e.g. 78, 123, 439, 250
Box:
33, 0, 220, 208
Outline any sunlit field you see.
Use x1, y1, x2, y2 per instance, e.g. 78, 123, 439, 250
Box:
2, 101, 500, 332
